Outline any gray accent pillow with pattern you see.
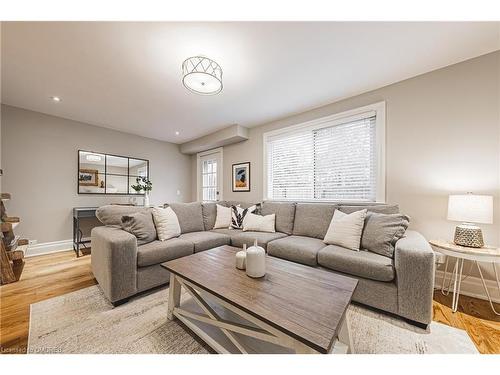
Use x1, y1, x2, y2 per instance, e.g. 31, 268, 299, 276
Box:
121, 211, 157, 245
361, 212, 410, 258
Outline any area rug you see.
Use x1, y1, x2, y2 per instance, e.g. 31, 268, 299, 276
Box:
28, 285, 478, 354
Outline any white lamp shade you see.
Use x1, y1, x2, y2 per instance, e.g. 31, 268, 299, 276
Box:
447, 194, 493, 224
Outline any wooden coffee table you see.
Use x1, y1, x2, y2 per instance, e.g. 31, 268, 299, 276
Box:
161, 245, 358, 354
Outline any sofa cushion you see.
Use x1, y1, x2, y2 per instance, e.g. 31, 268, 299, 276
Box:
152, 207, 181, 241
211, 228, 239, 236
261, 201, 296, 235
179, 231, 231, 253
292, 203, 337, 239
120, 211, 157, 245
230, 205, 257, 229
96, 205, 150, 226
267, 235, 327, 266
242, 213, 276, 233
213, 204, 235, 229
339, 204, 399, 215
230, 231, 287, 250
137, 239, 194, 267
166, 202, 205, 233
361, 212, 410, 258
318, 245, 395, 282
201, 202, 217, 230
323, 209, 367, 251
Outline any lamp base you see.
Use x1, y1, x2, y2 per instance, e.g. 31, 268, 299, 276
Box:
453, 224, 484, 248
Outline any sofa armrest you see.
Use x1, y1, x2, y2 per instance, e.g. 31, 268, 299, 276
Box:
91, 226, 138, 303
394, 230, 435, 325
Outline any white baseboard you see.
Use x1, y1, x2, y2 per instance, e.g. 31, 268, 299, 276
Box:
434, 270, 500, 304
25, 239, 73, 257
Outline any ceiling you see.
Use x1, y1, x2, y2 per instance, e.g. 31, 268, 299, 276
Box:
1, 22, 499, 143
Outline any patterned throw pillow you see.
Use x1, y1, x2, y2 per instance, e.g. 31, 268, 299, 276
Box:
230, 205, 256, 229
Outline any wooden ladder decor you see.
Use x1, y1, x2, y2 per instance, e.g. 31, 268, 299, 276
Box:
1, 193, 29, 284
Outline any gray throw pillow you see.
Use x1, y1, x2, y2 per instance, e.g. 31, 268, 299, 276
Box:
361, 212, 410, 258
96, 205, 149, 226
121, 211, 157, 245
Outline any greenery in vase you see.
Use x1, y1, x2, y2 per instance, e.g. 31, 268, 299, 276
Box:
131, 177, 152, 193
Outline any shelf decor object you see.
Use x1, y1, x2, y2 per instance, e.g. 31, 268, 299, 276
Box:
182, 56, 223, 95
1, 192, 29, 284
447, 193, 493, 248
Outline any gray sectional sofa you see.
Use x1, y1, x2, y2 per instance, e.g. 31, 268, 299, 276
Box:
91, 200, 435, 326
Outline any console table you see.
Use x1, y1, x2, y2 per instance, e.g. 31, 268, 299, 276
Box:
430, 239, 500, 315
73, 207, 99, 257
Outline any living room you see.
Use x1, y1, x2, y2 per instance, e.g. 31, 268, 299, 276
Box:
1, 0, 500, 371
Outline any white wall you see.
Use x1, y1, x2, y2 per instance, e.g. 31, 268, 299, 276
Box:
1, 105, 192, 244
192, 51, 500, 278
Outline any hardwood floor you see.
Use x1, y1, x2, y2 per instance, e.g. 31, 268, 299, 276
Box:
433, 291, 500, 354
1, 250, 499, 354
0, 250, 96, 354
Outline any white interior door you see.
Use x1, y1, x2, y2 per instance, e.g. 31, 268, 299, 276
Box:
197, 149, 223, 202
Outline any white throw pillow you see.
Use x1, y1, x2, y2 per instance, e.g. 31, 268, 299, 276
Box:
230, 205, 257, 229
152, 207, 181, 241
323, 209, 367, 251
242, 213, 276, 233
213, 204, 234, 229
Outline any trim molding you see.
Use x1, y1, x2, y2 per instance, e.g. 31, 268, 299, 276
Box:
434, 269, 500, 304
25, 239, 73, 257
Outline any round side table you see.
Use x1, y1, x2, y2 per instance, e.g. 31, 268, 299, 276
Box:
429, 240, 500, 315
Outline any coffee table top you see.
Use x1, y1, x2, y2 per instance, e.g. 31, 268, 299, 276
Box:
162, 245, 358, 353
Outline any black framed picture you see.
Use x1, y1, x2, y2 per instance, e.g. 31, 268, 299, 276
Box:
232, 162, 250, 192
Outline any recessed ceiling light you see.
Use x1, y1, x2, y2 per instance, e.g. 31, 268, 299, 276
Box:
50, 96, 61, 102
175, 131, 180, 136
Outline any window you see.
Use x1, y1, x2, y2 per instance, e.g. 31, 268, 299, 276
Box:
197, 148, 223, 202
264, 102, 385, 202
201, 158, 217, 201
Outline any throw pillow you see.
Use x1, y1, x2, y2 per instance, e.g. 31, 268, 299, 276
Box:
213, 204, 236, 229
242, 213, 276, 233
152, 206, 181, 241
230, 205, 256, 229
121, 211, 157, 245
361, 212, 410, 258
323, 209, 367, 251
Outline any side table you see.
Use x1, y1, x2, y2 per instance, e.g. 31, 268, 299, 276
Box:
73, 207, 99, 257
429, 239, 500, 315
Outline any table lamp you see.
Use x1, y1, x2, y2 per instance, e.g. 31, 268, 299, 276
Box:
447, 193, 493, 248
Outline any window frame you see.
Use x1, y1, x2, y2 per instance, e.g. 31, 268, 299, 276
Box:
196, 147, 224, 202
262, 101, 386, 203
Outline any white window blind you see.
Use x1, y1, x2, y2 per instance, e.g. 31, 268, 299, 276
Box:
266, 113, 378, 202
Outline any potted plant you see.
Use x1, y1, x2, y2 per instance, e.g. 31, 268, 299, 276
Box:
131, 177, 153, 206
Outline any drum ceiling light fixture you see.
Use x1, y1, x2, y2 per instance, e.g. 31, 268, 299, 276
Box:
182, 56, 223, 95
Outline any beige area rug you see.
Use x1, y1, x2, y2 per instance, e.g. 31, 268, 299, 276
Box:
28, 285, 478, 354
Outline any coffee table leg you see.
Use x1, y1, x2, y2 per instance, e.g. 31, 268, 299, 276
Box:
338, 314, 352, 354
167, 273, 181, 320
